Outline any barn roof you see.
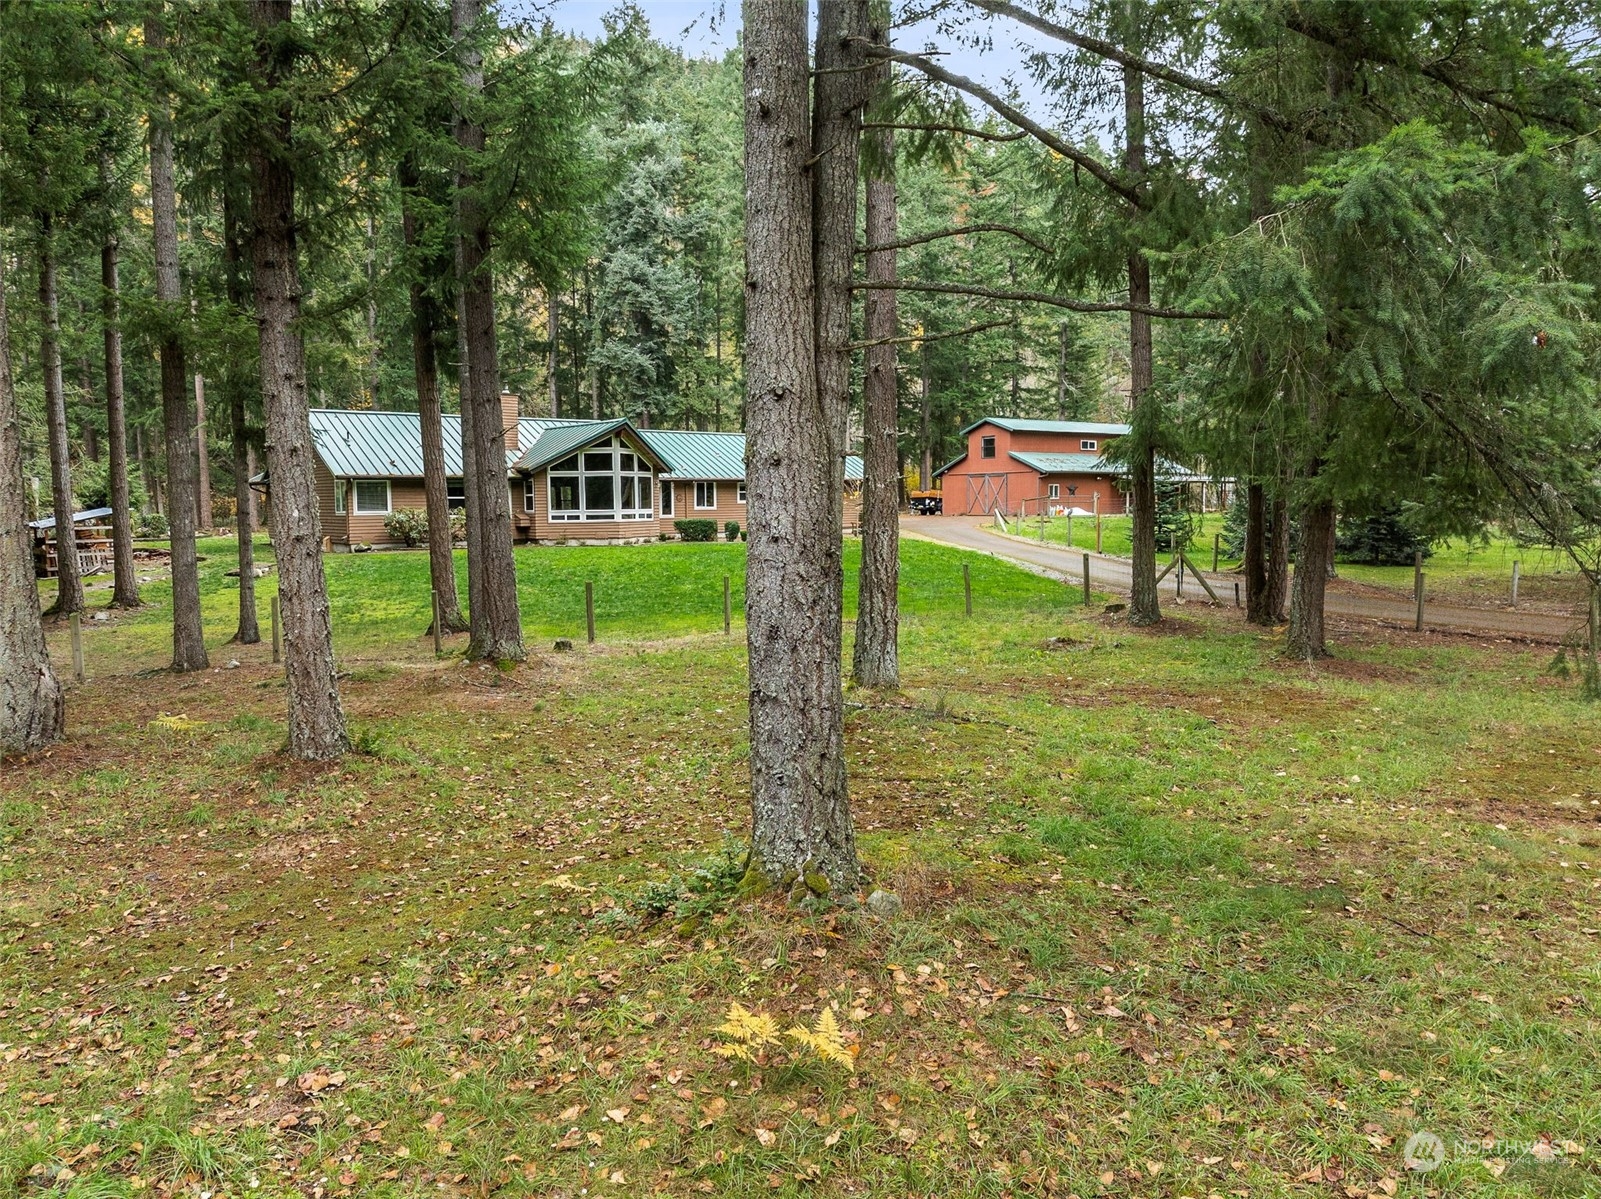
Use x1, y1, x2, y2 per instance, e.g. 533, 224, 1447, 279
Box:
301, 408, 863, 482
1007, 451, 1115, 475
960, 416, 1132, 437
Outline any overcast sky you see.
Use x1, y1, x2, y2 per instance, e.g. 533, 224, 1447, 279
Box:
504, 0, 1057, 116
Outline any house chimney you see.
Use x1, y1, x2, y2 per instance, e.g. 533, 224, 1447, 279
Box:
500, 391, 520, 453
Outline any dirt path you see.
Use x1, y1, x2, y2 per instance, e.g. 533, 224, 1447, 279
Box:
904, 514, 1583, 643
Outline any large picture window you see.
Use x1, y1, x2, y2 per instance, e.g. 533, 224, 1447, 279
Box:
547, 436, 654, 522
353, 479, 390, 514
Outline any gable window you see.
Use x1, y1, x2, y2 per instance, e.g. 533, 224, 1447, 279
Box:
1048, 483, 1060, 500
353, 479, 390, 515
736, 482, 747, 504
1080, 439, 1098, 452
980, 435, 996, 459
660, 480, 674, 515
446, 478, 465, 509
546, 435, 654, 522
695, 481, 717, 509
333, 479, 347, 515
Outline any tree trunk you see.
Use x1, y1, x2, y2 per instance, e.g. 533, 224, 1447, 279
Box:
399, 154, 468, 635
452, 0, 524, 663
79, 358, 100, 463
248, 0, 348, 759
102, 219, 140, 608
547, 293, 559, 417
1123, 55, 1160, 627
852, 76, 899, 690
1287, 498, 1334, 659
743, 0, 860, 896
1, 245, 67, 751
223, 196, 259, 644
918, 343, 931, 491
1265, 488, 1289, 622
147, 9, 208, 671
37, 215, 84, 619
194, 374, 211, 531
1243, 480, 1269, 624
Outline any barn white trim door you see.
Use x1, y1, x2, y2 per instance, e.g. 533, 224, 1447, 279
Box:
966, 473, 1008, 515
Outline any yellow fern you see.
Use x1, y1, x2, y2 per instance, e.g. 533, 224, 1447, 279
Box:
713, 1002, 782, 1061
149, 713, 206, 732
785, 1008, 856, 1071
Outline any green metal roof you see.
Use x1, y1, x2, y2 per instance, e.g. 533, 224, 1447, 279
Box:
306, 408, 863, 482
958, 416, 1131, 437
1010, 450, 1207, 481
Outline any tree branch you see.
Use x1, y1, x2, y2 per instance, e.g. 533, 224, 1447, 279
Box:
863, 120, 1027, 142
851, 278, 1225, 319
849, 318, 1014, 349
858, 222, 1051, 255
853, 38, 1141, 206
967, 0, 1295, 134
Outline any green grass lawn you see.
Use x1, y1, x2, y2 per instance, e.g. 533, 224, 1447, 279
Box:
6, 539, 1601, 1198
59, 535, 1085, 672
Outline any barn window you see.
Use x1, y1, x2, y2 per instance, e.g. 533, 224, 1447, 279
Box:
981, 435, 996, 459
1048, 483, 1060, 500
1080, 439, 1098, 451
353, 479, 391, 514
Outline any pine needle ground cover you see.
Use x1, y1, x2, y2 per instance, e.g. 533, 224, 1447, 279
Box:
5, 541, 1599, 1198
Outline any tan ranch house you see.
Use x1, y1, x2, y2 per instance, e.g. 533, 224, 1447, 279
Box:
281, 394, 863, 548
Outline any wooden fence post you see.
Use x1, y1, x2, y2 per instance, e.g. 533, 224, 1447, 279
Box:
432, 590, 444, 657
1212, 531, 1221, 573
1414, 571, 1425, 632
1095, 512, 1102, 553
1082, 553, 1091, 607
585, 581, 596, 644
1234, 581, 1241, 608
963, 562, 973, 617
271, 595, 281, 664
1413, 550, 1423, 599
1181, 551, 1221, 604
1511, 560, 1521, 609
1176, 554, 1185, 598
70, 611, 84, 683
723, 574, 731, 635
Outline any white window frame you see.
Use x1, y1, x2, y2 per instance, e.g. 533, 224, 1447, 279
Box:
736, 482, 747, 504
446, 477, 465, 510
1080, 439, 1098, 452
545, 435, 654, 522
660, 480, 674, 515
1048, 483, 1060, 500
523, 477, 536, 513
353, 478, 391, 515
333, 479, 347, 515
695, 481, 717, 510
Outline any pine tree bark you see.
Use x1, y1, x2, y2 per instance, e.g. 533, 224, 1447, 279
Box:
248, 0, 348, 758
743, 0, 861, 896
1, 246, 66, 752
37, 214, 84, 619
399, 155, 468, 635
918, 344, 932, 491
451, 0, 524, 662
1243, 480, 1269, 624
1123, 55, 1160, 627
1265, 489, 1289, 621
223, 196, 259, 644
194, 374, 211, 531
102, 210, 141, 608
852, 80, 899, 689
1287, 498, 1333, 659
147, 10, 208, 671
547, 295, 559, 417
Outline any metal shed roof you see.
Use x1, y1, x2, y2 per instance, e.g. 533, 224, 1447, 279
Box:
960, 416, 1132, 437
27, 506, 115, 530
305, 408, 863, 482
1009, 450, 1207, 481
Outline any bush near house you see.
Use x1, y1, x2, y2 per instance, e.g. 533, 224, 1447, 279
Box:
383, 508, 429, 547
724, 520, 740, 542
675, 518, 717, 542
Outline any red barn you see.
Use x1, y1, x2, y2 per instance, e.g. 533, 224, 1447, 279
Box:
936, 418, 1135, 516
